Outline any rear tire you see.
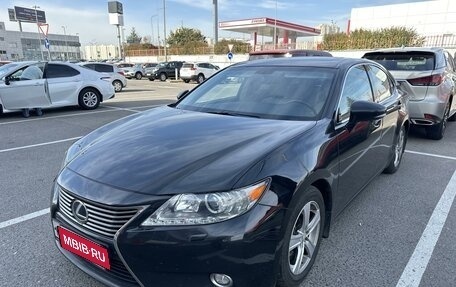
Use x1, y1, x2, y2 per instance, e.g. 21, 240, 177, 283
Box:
78, 88, 100, 110
160, 73, 167, 82
277, 186, 325, 287
148, 77, 155, 81
426, 102, 449, 140
183, 79, 190, 83
135, 72, 142, 80
113, 80, 123, 92
384, 125, 407, 174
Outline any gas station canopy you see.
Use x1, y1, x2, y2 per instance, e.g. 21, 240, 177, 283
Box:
219, 17, 320, 49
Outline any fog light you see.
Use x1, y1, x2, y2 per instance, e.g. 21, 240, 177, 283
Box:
210, 273, 233, 287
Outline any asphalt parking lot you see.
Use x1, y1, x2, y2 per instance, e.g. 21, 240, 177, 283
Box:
1, 79, 456, 287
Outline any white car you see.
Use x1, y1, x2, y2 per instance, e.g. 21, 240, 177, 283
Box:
0, 61, 115, 114
180, 62, 220, 83
79, 62, 127, 92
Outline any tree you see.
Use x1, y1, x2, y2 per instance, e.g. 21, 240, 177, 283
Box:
127, 27, 141, 44
214, 39, 251, 54
167, 27, 207, 47
321, 27, 425, 51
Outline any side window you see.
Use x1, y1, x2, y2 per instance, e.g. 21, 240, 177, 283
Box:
95, 64, 113, 73
9, 63, 44, 81
45, 64, 80, 79
84, 64, 95, 70
367, 65, 392, 102
338, 65, 374, 122
169, 62, 175, 68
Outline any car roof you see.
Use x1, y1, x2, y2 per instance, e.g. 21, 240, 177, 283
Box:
364, 47, 444, 54
235, 57, 368, 69
249, 49, 331, 55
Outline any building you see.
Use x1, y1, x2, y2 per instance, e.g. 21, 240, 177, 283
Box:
84, 45, 120, 60
349, 0, 456, 46
318, 23, 341, 36
0, 22, 81, 61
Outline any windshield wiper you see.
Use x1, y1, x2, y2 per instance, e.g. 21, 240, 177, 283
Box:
205, 110, 260, 118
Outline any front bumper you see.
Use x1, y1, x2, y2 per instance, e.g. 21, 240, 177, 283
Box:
51, 183, 283, 287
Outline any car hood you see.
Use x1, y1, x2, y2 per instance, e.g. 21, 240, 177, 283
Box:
66, 106, 316, 195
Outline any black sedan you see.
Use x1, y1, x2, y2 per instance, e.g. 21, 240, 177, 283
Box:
51, 57, 409, 287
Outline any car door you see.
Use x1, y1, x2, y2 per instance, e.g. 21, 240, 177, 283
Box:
444, 51, 456, 116
366, 64, 400, 160
45, 63, 82, 106
168, 62, 176, 78
334, 65, 384, 213
0, 63, 51, 110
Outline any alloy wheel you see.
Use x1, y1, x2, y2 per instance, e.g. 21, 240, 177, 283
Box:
83, 91, 98, 108
288, 201, 321, 275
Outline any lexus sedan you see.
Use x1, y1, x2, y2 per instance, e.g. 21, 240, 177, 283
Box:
0, 61, 115, 114
51, 57, 408, 287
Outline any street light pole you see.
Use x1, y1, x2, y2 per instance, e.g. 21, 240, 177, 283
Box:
62, 26, 68, 61
33, 5, 44, 61
151, 15, 157, 46
163, 0, 167, 61
273, 0, 277, 49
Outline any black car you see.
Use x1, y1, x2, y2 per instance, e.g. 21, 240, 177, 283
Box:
148, 61, 185, 81
51, 57, 408, 287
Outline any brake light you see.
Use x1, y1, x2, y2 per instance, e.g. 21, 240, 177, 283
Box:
191, 67, 197, 70
118, 71, 125, 76
407, 74, 443, 86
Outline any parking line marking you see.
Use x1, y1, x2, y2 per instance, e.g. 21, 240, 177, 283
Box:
103, 105, 143, 113
0, 208, 49, 230
396, 169, 456, 287
0, 137, 82, 153
405, 150, 456, 161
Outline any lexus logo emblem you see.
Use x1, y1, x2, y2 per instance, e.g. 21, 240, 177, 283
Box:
72, 200, 89, 223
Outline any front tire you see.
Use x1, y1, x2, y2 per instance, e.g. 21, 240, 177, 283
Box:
277, 186, 325, 287
183, 79, 190, 83
135, 72, 142, 80
384, 125, 407, 174
197, 74, 205, 84
78, 88, 100, 110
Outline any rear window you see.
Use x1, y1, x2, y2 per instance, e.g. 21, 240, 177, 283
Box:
95, 64, 113, 73
364, 52, 435, 71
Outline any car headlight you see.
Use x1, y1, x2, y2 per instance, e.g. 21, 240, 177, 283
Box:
141, 179, 270, 226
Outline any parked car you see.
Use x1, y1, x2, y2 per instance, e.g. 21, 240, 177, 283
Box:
249, 49, 332, 61
0, 60, 12, 67
116, 62, 134, 69
363, 47, 456, 140
148, 61, 185, 81
51, 57, 408, 287
122, 63, 145, 80
80, 62, 127, 92
180, 62, 220, 83
0, 61, 115, 114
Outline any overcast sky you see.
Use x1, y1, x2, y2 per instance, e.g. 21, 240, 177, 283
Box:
0, 0, 429, 46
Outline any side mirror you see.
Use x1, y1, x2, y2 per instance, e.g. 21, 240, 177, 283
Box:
349, 101, 386, 123
177, 90, 189, 100
4, 77, 10, 86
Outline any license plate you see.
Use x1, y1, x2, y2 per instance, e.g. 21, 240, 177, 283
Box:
58, 226, 110, 269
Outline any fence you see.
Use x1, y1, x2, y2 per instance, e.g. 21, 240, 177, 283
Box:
124, 34, 456, 57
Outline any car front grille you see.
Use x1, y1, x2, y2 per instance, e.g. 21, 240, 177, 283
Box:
58, 187, 140, 238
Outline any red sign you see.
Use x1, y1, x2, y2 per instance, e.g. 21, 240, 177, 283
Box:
58, 227, 110, 270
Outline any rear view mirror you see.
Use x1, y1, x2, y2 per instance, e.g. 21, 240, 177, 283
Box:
177, 90, 189, 100
349, 101, 386, 122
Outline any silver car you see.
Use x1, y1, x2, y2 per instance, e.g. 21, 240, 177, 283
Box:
0, 61, 115, 114
364, 47, 456, 140
80, 62, 127, 92
122, 63, 145, 80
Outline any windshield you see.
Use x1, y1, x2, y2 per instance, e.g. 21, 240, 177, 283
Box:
364, 52, 435, 71
176, 66, 335, 121
0, 63, 19, 77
